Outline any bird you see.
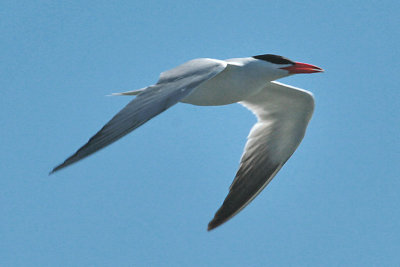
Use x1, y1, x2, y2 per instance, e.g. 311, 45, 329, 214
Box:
50, 54, 323, 230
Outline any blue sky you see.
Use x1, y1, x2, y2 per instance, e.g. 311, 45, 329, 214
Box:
1, 0, 399, 266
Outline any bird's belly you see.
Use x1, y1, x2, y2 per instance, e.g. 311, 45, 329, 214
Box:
181, 68, 266, 106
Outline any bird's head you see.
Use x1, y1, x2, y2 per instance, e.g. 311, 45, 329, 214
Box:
253, 54, 324, 79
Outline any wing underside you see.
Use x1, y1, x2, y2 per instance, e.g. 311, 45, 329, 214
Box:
208, 81, 315, 230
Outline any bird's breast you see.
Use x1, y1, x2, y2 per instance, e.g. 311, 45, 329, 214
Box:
181, 63, 270, 106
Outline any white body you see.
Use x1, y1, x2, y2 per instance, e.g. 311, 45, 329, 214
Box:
181, 57, 288, 106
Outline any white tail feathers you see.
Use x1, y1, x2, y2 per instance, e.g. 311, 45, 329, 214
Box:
109, 88, 146, 96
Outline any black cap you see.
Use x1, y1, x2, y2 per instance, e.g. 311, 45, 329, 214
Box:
253, 54, 295, 65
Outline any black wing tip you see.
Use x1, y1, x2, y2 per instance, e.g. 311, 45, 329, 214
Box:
207, 219, 221, 231
49, 159, 73, 175
207, 215, 229, 231
49, 164, 62, 175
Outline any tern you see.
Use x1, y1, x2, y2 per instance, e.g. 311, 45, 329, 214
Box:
51, 54, 323, 230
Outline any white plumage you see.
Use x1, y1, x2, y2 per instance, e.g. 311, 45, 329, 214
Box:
51, 54, 323, 230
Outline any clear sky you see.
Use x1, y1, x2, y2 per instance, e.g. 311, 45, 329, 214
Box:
1, 0, 399, 266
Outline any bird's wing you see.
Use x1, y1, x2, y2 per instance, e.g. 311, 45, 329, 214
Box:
208, 81, 315, 230
51, 58, 228, 174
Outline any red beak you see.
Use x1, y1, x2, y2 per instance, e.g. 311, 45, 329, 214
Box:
280, 62, 324, 74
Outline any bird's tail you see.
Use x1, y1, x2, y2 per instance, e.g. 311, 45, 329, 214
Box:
109, 88, 146, 96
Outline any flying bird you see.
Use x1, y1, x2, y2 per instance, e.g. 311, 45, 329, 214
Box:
51, 54, 323, 230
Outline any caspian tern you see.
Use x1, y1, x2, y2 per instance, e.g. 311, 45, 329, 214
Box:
51, 54, 323, 230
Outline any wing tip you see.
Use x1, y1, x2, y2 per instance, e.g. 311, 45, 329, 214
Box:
49, 163, 64, 175
50, 155, 79, 175
207, 213, 231, 231
207, 219, 223, 231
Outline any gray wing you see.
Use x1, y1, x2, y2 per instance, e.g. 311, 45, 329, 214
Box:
51, 58, 227, 174
208, 81, 315, 230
